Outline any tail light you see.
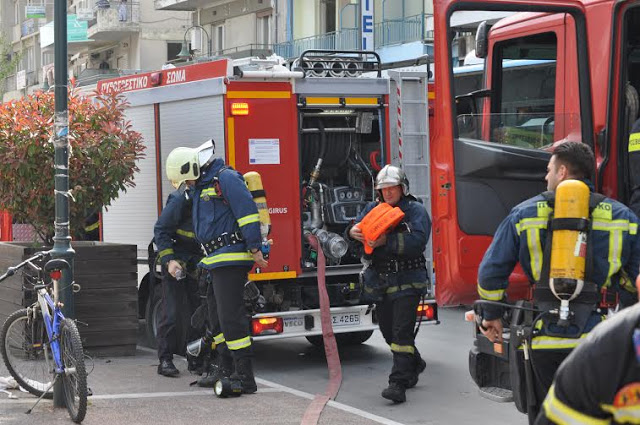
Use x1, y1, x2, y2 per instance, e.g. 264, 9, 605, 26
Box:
251, 317, 283, 336
417, 303, 437, 321
49, 270, 62, 280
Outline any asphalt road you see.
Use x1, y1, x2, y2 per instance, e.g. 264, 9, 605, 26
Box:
254, 306, 528, 425
0, 306, 528, 425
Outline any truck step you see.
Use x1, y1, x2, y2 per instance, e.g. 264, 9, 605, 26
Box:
478, 386, 513, 403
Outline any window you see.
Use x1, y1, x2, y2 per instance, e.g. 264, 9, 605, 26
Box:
454, 31, 569, 150
213, 24, 224, 55
167, 42, 182, 62
257, 14, 271, 46
26, 46, 35, 72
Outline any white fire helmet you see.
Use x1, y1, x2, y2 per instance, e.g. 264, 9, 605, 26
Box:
375, 164, 410, 196
166, 147, 200, 189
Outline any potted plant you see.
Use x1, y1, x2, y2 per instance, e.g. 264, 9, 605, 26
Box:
0, 87, 145, 356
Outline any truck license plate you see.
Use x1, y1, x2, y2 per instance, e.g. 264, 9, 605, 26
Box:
283, 316, 304, 328
332, 313, 360, 327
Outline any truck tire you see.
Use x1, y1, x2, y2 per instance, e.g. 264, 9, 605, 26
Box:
144, 285, 190, 354
306, 330, 374, 348
144, 288, 161, 349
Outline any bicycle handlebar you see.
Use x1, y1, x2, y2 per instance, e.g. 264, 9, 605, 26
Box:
0, 251, 50, 284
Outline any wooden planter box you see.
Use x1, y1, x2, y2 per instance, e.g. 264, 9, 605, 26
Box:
0, 241, 138, 357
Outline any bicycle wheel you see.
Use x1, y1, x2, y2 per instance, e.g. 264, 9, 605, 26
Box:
0, 308, 54, 398
60, 318, 87, 423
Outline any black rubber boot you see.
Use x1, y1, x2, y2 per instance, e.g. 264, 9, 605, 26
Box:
200, 345, 233, 387
381, 382, 406, 403
232, 357, 257, 394
157, 359, 179, 377
407, 352, 426, 389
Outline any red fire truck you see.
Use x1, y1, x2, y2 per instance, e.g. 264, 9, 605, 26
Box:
93, 51, 438, 347
431, 0, 640, 409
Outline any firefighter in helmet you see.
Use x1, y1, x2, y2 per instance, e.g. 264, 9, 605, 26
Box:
535, 286, 640, 425
348, 164, 431, 403
166, 140, 267, 395
153, 166, 202, 377
477, 141, 640, 421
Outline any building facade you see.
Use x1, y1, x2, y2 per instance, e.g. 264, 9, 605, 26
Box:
2, 0, 190, 102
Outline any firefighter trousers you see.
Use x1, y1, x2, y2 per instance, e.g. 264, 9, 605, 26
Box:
208, 266, 253, 360
157, 272, 199, 361
515, 348, 570, 421
377, 294, 423, 387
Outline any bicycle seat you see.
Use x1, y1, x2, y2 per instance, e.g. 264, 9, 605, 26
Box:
44, 259, 70, 272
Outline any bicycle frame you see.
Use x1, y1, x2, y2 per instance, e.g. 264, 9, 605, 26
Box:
33, 284, 65, 375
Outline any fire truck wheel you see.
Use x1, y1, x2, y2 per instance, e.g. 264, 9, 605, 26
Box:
144, 285, 189, 353
305, 330, 374, 348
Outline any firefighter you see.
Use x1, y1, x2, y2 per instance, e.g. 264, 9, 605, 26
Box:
628, 117, 640, 218
348, 164, 431, 404
165, 140, 268, 395
477, 141, 640, 420
535, 296, 640, 424
153, 184, 202, 377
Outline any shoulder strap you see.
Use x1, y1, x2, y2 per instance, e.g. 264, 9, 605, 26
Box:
212, 166, 231, 203
588, 193, 606, 213
541, 191, 555, 207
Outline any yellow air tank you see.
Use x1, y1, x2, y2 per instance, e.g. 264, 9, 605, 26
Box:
549, 179, 590, 325
243, 171, 271, 242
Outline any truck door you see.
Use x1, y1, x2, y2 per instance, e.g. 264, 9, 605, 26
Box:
607, 4, 640, 217
433, 0, 594, 305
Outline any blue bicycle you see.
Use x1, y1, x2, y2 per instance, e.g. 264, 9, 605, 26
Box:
0, 251, 87, 423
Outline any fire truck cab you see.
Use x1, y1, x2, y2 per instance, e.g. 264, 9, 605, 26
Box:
96, 51, 438, 348
433, 0, 640, 410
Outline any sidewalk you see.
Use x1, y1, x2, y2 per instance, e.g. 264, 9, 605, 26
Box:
0, 347, 400, 425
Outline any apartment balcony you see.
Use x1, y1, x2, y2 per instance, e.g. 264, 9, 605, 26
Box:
88, 1, 141, 41
154, 0, 234, 11
273, 29, 358, 60
375, 13, 434, 48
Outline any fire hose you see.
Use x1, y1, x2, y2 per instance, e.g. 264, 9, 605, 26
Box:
300, 233, 342, 425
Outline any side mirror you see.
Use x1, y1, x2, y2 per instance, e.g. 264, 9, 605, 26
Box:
475, 21, 488, 59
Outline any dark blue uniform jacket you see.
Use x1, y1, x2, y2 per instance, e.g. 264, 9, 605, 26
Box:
192, 158, 261, 270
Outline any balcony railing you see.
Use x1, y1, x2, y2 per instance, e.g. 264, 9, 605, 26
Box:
273, 14, 434, 59
273, 29, 358, 59
375, 13, 434, 48
215, 44, 274, 59
88, 1, 140, 38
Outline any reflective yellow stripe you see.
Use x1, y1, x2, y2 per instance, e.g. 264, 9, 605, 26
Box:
601, 403, 640, 423
630, 132, 640, 153
84, 222, 99, 232
201, 252, 253, 265
591, 219, 633, 288
390, 343, 415, 354
213, 333, 225, 345
527, 227, 543, 281
530, 334, 588, 350
593, 219, 634, 232
176, 229, 196, 238
515, 217, 547, 235
201, 188, 219, 197
249, 271, 297, 281
227, 91, 291, 99
543, 385, 611, 425
237, 213, 259, 227
477, 284, 505, 301
227, 336, 252, 350
158, 248, 174, 259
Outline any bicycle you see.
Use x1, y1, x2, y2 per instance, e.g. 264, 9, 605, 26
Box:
0, 251, 88, 423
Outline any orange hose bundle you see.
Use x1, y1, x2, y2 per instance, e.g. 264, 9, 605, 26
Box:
360, 203, 405, 254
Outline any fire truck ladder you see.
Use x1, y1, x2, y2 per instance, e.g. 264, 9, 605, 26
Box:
388, 71, 433, 290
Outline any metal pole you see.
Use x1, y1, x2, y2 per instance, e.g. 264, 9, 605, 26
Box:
52, 0, 75, 408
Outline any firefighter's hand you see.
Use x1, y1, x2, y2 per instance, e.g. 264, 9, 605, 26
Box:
349, 224, 364, 242
479, 318, 503, 343
368, 233, 387, 249
252, 250, 268, 268
167, 260, 183, 279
